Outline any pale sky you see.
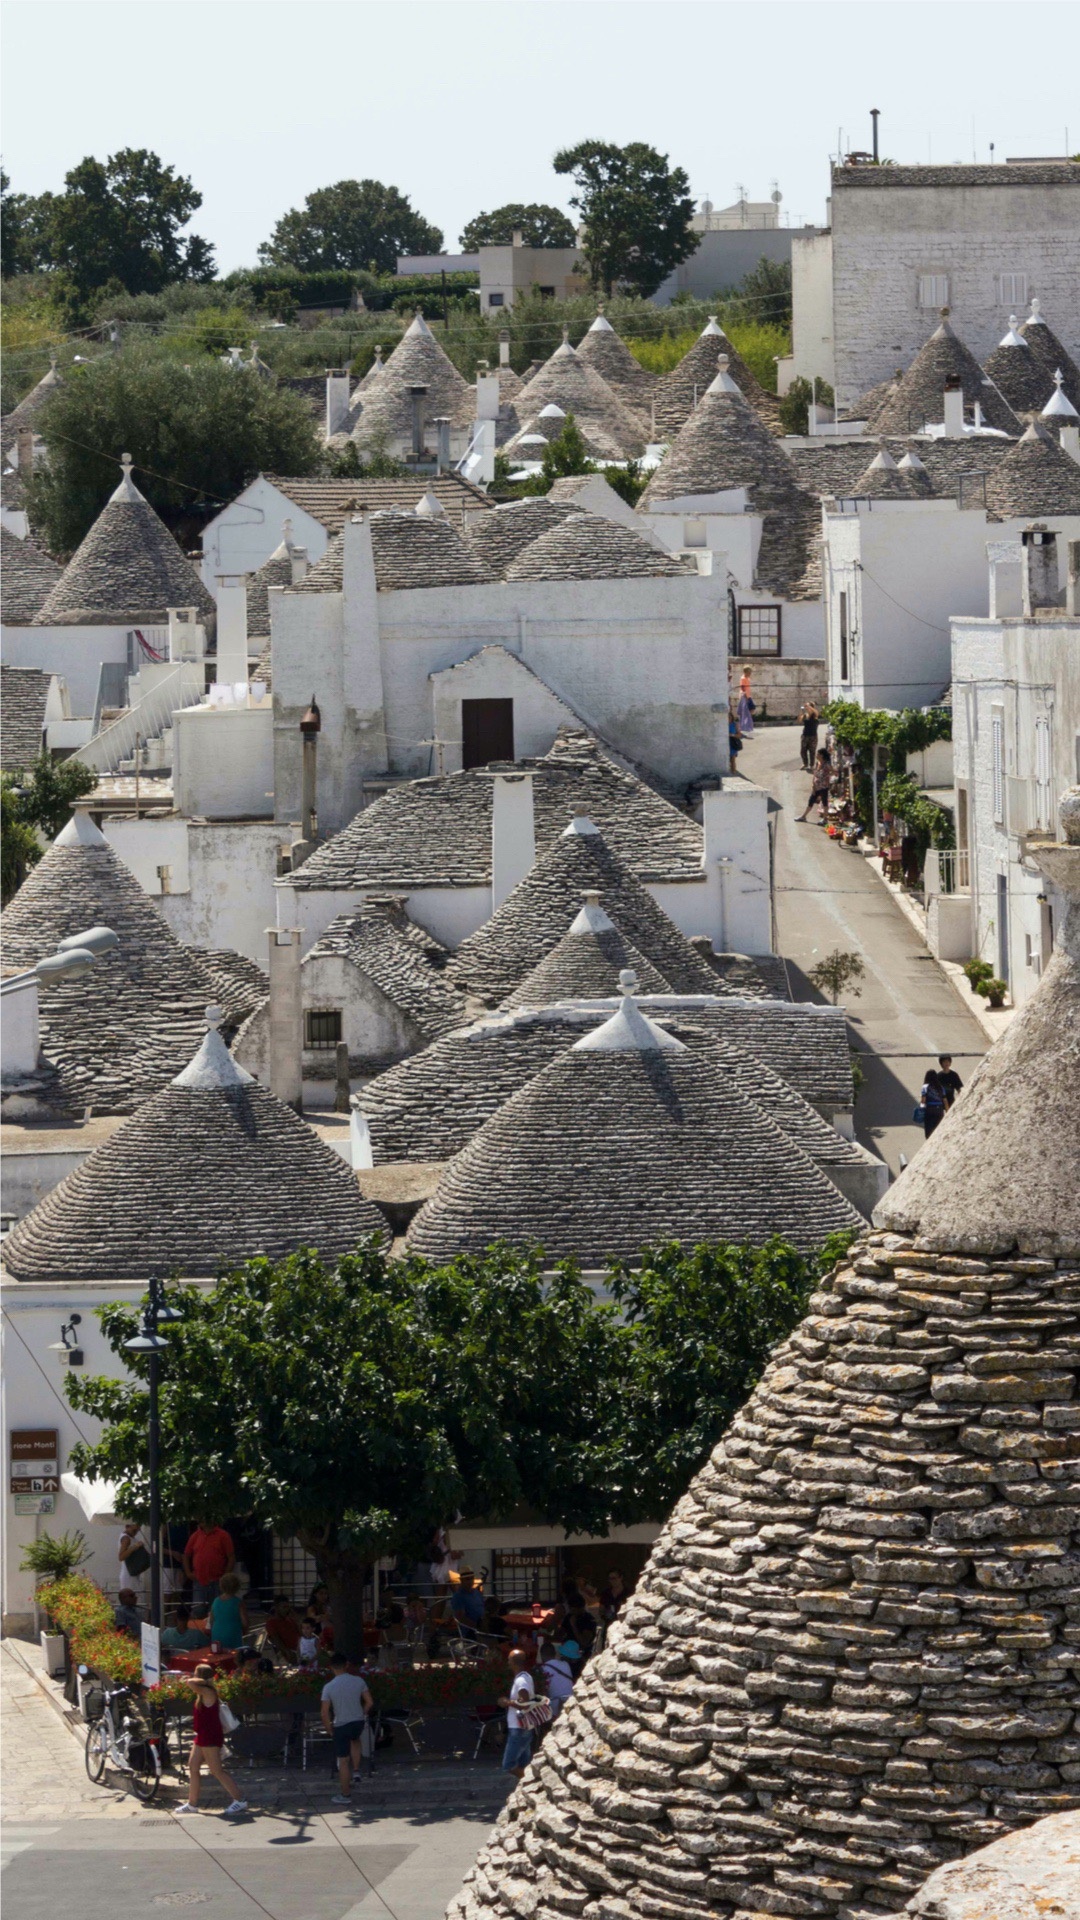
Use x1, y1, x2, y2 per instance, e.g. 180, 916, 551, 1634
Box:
3, 0, 1078, 275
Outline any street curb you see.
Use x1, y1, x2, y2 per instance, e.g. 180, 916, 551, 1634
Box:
854, 846, 1015, 1046
2, 1634, 82, 1736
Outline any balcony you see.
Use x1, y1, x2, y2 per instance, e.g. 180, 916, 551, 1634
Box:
924, 847, 970, 897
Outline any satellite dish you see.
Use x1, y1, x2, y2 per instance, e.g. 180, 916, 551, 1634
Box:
771, 189, 783, 205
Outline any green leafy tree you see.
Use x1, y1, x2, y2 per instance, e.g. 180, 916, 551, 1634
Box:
735, 256, 792, 328
460, 203, 576, 250
1, 757, 97, 902
1, 169, 56, 276
552, 141, 698, 298
66, 1236, 839, 1655
808, 948, 866, 1005
259, 180, 442, 275
778, 374, 835, 436
67, 1245, 624, 1656
608, 1235, 854, 1514
27, 343, 320, 553
41, 150, 214, 312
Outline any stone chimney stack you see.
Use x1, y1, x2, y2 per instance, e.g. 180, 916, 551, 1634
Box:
325, 367, 351, 439
489, 771, 535, 908
265, 926, 303, 1112
16, 426, 33, 477
498, 329, 511, 368
1022, 527, 1061, 612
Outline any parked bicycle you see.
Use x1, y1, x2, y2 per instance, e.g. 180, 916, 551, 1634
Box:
82, 1671, 165, 1802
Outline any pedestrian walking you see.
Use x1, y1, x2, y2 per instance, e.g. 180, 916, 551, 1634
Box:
499, 1648, 538, 1778
737, 688, 755, 737
797, 749, 833, 822
919, 1069, 947, 1137
182, 1520, 235, 1610
540, 1639, 575, 1719
937, 1055, 963, 1109
117, 1520, 151, 1599
175, 1666, 247, 1816
320, 1651, 374, 1805
798, 701, 819, 770
728, 698, 742, 765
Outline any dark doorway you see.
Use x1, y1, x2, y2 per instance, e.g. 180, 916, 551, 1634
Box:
462, 697, 514, 769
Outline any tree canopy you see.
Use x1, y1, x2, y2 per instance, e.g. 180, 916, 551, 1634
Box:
552, 141, 698, 298
259, 179, 443, 275
67, 1234, 848, 1656
2, 757, 97, 903
27, 344, 321, 554
734, 255, 792, 329
1, 153, 214, 311
460, 203, 576, 251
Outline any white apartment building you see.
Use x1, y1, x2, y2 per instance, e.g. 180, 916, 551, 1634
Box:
944, 533, 1080, 1006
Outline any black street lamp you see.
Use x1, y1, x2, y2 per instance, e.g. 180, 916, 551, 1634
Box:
124, 1276, 183, 1629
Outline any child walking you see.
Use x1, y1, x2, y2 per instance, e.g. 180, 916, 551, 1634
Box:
175, 1664, 247, 1816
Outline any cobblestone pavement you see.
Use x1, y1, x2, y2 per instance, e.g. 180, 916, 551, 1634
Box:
1, 1641, 139, 1826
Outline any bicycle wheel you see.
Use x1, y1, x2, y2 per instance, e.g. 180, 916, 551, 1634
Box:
127, 1735, 162, 1803
84, 1719, 109, 1783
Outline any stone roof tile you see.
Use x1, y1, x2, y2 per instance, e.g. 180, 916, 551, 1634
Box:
503, 509, 692, 582
870, 314, 1021, 436
32, 460, 215, 629
501, 895, 672, 1007
287, 729, 704, 893
462, 497, 584, 576
982, 421, 1080, 520
351, 313, 470, 448
1021, 299, 1080, 412
507, 339, 649, 458
575, 311, 657, 409
309, 897, 468, 1040
655, 316, 781, 436
2, 1022, 383, 1282
264, 472, 494, 532
407, 995, 860, 1263
0, 663, 50, 769
1, 527, 63, 625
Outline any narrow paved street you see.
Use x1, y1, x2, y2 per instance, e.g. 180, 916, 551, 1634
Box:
738, 725, 988, 1176
1, 1643, 504, 1920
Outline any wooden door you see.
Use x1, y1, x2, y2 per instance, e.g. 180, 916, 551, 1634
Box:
461, 698, 514, 769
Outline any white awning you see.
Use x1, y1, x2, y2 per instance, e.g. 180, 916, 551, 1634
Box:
60, 1472, 123, 1525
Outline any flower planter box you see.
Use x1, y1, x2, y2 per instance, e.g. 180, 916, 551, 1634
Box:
40, 1629, 67, 1678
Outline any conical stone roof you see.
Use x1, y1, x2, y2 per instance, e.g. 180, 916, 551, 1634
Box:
983, 319, 1057, 417
983, 422, 1080, 521
509, 340, 648, 458
2, 1019, 384, 1281
463, 497, 584, 576
655, 316, 780, 436
504, 406, 629, 467
352, 313, 470, 448
32, 458, 216, 629
642, 361, 801, 505
447, 812, 1080, 1920
0, 526, 63, 625
0, 813, 215, 1113
576, 312, 657, 410
870, 316, 1021, 437
246, 530, 295, 639
852, 446, 934, 500
1, 357, 61, 441
407, 994, 859, 1263
1021, 300, 1080, 412
504, 510, 693, 582
448, 819, 720, 1005
502, 895, 672, 1007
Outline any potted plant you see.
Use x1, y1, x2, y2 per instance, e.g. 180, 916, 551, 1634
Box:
962, 958, 994, 994
978, 977, 1008, 1009
19, 1530, 92, 1675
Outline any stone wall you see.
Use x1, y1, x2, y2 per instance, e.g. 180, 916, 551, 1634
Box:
451, 1227, 1080, 1920
730, 655, 826, 718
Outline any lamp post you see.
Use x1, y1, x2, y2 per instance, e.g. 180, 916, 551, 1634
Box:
124, 1277, 183, 1629
0, 924, 119, 997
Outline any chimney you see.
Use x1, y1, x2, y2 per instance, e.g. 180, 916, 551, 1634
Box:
511, 228, 524, 248
265, 926, 303, 1112
1060, 422, 1080, 466
325, 367, 351, 438
1067, 539, 1080, 618
1022, 527, 1061, 612
408, 384, 428, 460
476, 369, 501, 422
499, 328, 511, 368
215, 574, 249, 683
16, 426, 33, 476
434, 416, 451, 472
299, 695, 321, 844
489, 771, 535, 908
942, 375, 965, 439
987, 539, 1024, 619
167, 605, 203, 663
870, 107, 880, 163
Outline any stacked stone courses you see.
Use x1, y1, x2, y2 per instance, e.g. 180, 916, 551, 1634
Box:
0, 528, 63, 626
33, 466, 216, 629
463, 498, 585, 576
655, 319, 781, 437
449, 1229, 1080, 1920
508, 342, 649, 460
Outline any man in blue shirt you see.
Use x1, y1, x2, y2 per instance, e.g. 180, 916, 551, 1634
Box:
451, 1569, 485, 1636
161, 1605, 211, 1654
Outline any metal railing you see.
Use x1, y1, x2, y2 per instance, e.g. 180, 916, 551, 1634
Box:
73, 665, 204, 774
924, 847, 970, 896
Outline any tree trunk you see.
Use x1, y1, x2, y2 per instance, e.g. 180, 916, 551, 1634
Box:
319, 1552, 369, 1663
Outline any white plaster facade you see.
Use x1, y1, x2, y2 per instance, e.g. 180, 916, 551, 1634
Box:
479, 243, 585, 313
780, 229, 836, 393
950, 544, 1080, 1008
822, 499, 1080, 711
234, 945, 432, 1096
0, 622, 131, 719
199, 476, 332, 597
270, 513, 731, 842
102, 816, 291, 964
643, 492, 825, 666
